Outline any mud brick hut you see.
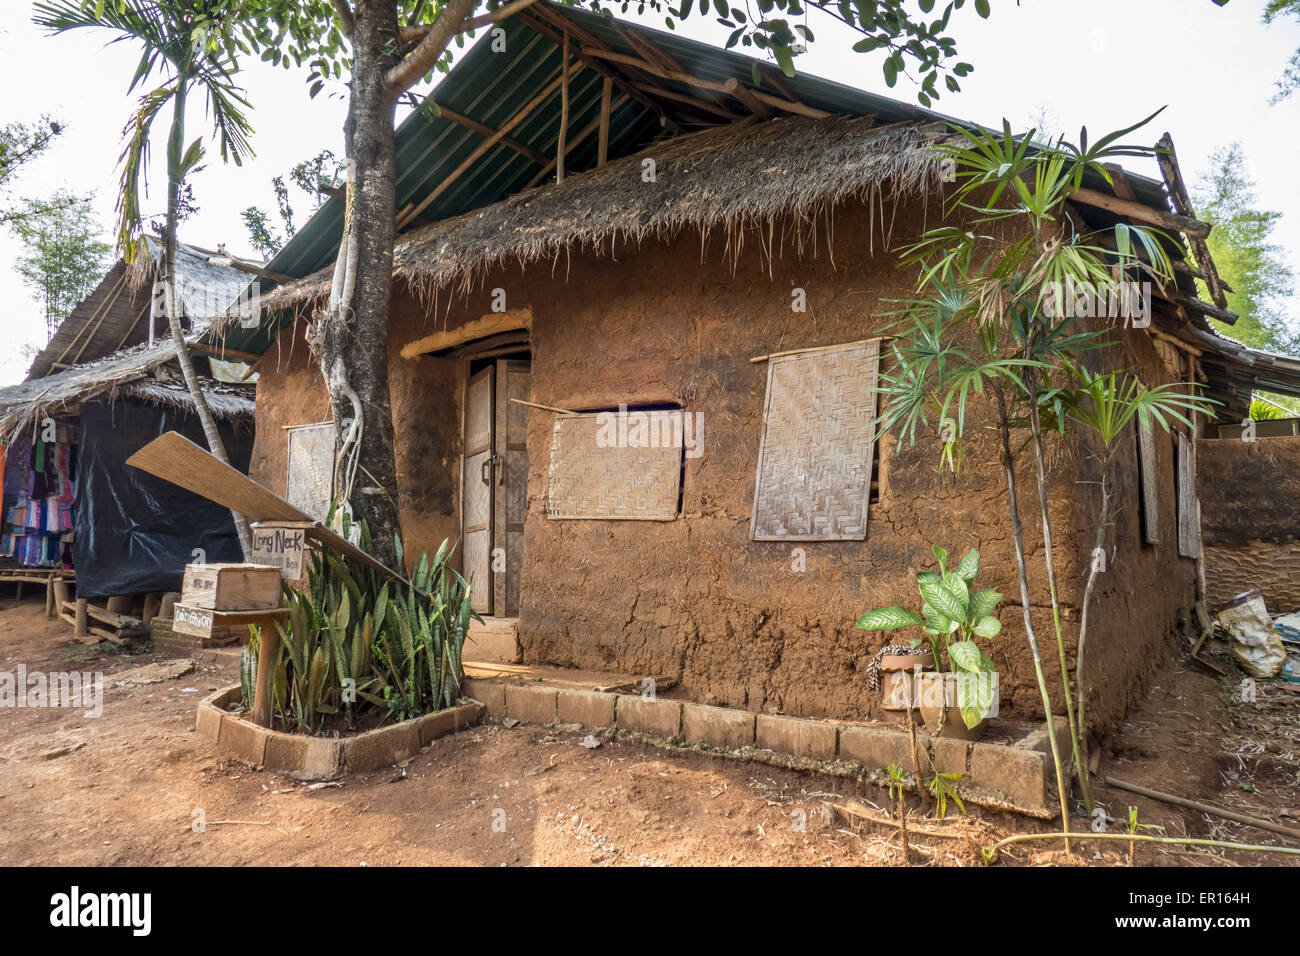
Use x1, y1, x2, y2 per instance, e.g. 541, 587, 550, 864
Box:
0, 240, 260, 618
204, 4, 1300, 732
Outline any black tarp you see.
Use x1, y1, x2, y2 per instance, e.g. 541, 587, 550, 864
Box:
74, 399, 253, 599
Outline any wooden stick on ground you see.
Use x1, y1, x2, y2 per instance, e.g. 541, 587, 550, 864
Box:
1104, 776, 1300, 843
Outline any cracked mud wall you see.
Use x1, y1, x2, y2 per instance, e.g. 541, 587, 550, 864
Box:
248, 198, 1195, 731
1198, 434, 1300, 610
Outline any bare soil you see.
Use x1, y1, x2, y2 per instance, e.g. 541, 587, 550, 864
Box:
0, 597, 1294, 866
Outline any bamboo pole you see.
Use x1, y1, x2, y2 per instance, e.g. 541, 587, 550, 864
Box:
597, 76, 611, 166
556, 31, 569, 184
1104, 776, 1300, 843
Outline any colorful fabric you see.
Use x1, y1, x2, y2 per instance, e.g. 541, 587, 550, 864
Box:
0, 433, 77, 568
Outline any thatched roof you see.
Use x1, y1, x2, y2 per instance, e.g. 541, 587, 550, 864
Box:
28, 238, 253, 380
0, 340, 254, 443
216, 115, 953, 324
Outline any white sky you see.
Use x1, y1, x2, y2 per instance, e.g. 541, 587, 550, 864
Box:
1, 0, 1298, 386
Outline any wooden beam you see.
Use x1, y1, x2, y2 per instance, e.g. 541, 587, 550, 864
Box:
399, 308, 533, 359
1156, 132, 1230, 311
526, 95, 629, 188
723, 77, 773, 120
190, 342, 264, 364
1178, 294, 1239, 325
636, 84, 739, 121
597, 76, 612, 166
517, 10, 682, 134
557, 31, 570, 184
435, 105, 549, 165
1068, 186, 1211, 239
396, 60, 584, 229
580, 47, 829, 119
1102, 163, 1137, 201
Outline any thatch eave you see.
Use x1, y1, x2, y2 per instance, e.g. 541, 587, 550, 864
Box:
0, 340, 255, 443
212, 115, 957, 331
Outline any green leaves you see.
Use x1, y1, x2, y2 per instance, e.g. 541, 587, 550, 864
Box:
969, 588, 1001, 620
856, 607, 925, 630
954, 548, 979, 581
947, 639, 983, 673
918, 570, 967, 623
857, 544, 1000, 679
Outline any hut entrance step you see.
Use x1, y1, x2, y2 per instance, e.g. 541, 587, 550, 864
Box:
463, 617, 521, 665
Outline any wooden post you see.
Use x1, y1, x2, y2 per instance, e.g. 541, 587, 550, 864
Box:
142, 592, 161, 627
74, 598, 89, 640
159, 591, 179, 620
597, 76, 611, 167
53, 579, 70, 617
45, 579, 54, 618
251, 627, 280, 728
557, 31, 570, 184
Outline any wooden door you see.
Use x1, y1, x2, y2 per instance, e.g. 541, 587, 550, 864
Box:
462, 366, 495, 614
494, 359, 530, 617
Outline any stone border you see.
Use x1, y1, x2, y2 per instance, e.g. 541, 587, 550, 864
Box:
196, 685, 484, 780
464, 677, 1070, 819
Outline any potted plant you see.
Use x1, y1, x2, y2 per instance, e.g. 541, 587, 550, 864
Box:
857, 546, 1000, 739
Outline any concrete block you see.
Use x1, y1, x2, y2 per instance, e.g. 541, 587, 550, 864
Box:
462, 678, 505, 717
615, 695, 682, 738
341, 721, 419, 772
504, 684, 558, 725
755, 714, 838, 760
971, 743, 1050, 809
681, 703, 755, 750
557, 688, 616, 728
838, 725, 914, 770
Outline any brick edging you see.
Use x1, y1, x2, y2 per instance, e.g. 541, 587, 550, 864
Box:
465, 677, 1067, 819
195, 684, 484, 779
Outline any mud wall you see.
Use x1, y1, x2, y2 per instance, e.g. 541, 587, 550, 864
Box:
1062, 329, 1200, 734
249, 299, 463, 569
1197, 434, 1300, 610
249, 198, 1197, 731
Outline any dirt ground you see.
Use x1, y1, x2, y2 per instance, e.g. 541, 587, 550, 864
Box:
0, 596, 1295, 867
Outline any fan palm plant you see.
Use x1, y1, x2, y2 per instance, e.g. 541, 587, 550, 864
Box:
875, 112, 1217, 844
34, 0, 256, 553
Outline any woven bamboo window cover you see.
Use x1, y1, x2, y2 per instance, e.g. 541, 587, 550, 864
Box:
1137, 415, 1159, 545
750, 338, 880, 541
547, 412, 682, 520
286, 422, 336, 523
1176, 432, 1199, 559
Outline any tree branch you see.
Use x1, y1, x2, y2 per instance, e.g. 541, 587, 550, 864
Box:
398, 0, 540, 46
463, 0, 541, 31
332, 0, 356, 37
386, 0, 479, 96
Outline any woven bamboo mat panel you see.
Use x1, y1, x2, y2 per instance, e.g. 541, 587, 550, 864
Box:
547, 413, 681, 520
1138, 416, 1160, 544
286, 422, 336, 523
750, 339, 879, 541
1177, 432, 1199, 558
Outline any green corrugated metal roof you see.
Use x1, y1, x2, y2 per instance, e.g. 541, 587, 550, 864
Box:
206, 2, 1182, 357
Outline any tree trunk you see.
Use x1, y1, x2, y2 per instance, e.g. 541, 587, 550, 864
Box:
163, 81, 251, 558
312, 0, 403, 569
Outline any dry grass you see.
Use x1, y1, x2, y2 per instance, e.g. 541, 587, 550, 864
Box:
215, 115, 958, 328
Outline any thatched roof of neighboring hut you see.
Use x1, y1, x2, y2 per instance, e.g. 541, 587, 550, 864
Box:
214, 115, 954, 324
28, 238, 254, 380
0, 340, 254, 442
